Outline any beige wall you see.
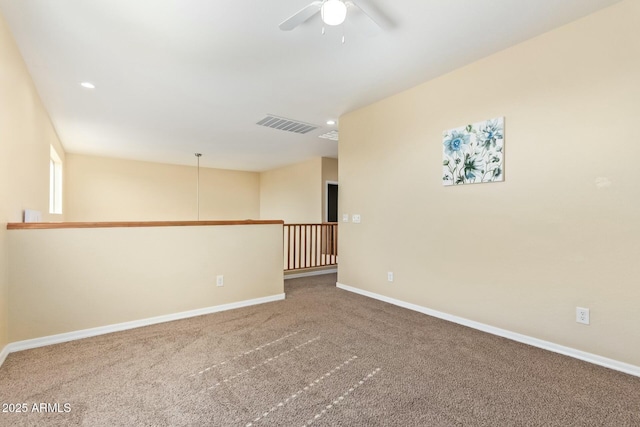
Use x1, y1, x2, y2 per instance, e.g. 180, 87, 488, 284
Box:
260, 157, 323, 223
339, 0, 640, 367
321, 157, 339, 222
0, 12, 66, 352
8, 224, 283, 342
65, 154, 260, 221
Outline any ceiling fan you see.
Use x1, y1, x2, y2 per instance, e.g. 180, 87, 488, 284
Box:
279, 0, 383, 37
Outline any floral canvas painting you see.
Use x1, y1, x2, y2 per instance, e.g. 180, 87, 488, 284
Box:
442, 117, 504, 186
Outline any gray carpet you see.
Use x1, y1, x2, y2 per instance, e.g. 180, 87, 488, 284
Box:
1, 273, 639, 426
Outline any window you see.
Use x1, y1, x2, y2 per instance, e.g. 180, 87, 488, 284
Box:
49, 146, 63, 214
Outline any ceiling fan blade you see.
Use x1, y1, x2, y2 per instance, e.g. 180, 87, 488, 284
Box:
279, 1, 323, 31
347, 0, 392, 34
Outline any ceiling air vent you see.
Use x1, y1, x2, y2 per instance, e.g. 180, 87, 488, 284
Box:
318, 130, 339, 141
256, 115, 318, 134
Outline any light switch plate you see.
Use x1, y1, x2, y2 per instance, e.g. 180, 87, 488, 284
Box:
342, 213, 349, 222
352, 214, 361, 224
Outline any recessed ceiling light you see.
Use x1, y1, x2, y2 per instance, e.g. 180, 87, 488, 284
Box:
80, 82, 95, 89
326, 120, 336, 126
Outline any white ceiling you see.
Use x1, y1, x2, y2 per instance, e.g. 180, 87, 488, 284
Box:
0, 0, 620, 171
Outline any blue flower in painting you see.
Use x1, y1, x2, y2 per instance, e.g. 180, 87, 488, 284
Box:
478, 119, 503, 150
443, 130, 471, 156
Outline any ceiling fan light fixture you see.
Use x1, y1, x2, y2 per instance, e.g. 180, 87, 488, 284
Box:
321, 0, 347, 26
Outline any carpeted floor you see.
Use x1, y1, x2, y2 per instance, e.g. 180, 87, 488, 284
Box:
1, 273, 639, 426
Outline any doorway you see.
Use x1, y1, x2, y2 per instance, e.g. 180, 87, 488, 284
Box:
326, 181, 338, 223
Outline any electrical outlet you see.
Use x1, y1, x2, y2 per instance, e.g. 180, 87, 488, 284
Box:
387, 272, 394, 282
216, 275, 224, 287
342, 213, 349, 222
576, 307, 590, 325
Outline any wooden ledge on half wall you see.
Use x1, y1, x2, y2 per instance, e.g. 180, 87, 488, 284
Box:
6, 220, 284, 230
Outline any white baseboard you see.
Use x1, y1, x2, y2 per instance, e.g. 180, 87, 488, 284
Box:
336, 282, 640, 378
4, 293, 285, 357
0, 344, 9, 367
285, 268, 337, 280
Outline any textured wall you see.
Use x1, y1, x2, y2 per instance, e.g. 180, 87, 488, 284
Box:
65, 154, 260, 222
0, 11, 66, 354
338, 1, 640, 366
260, 157, 323, 223
8, 224, 283, 342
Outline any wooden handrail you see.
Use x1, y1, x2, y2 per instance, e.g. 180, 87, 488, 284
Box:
7, 220, 283, 230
